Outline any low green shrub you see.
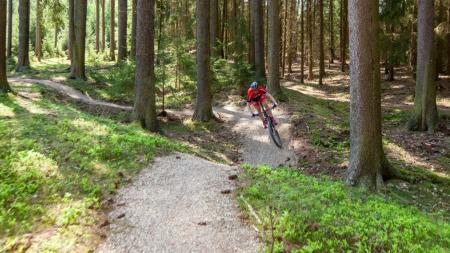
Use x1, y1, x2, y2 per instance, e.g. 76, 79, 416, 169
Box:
240, 165, 450, 252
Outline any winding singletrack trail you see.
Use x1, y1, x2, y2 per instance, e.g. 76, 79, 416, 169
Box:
9, 77, 298, 252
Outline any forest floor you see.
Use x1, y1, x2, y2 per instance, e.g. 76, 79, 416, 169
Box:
2, 60, 449, 252
3, 75, 299, 252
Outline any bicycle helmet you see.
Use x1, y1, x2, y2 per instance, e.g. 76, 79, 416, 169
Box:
250, 81, 258, 89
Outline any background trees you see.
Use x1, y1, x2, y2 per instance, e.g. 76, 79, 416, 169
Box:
133, 0, 158, 131
193, 0, 213, 122
0, 0, 11, 93
16, 0, 30, 71
409, 0, 439, 132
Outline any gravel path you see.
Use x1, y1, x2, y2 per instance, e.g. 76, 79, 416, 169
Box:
216, 103, 297, 168
97, 154, 261, 253
10, 77, 297, 252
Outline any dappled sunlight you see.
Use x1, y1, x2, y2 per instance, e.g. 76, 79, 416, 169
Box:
71, 118, 111, 137
12, 150, 61, 178
0, 103, 15, 117
385, 141, 448, 179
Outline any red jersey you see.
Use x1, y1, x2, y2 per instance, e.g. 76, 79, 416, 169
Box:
247, 85, 267, 106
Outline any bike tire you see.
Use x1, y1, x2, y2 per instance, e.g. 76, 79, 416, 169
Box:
268, 122, 283, 148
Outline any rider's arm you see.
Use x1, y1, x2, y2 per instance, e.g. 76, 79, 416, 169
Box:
265, 92, 278, 106
247, 102, 255, 114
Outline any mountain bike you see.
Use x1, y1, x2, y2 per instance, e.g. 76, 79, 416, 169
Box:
253, 102, 283, 148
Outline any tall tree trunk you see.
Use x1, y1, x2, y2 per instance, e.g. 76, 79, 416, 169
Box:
409, 0, 438, 132
347, 0, 397, 190
210, 0, 219, 56
252, 0, 265, 81
300, 0, 305, 83
410, 0, 417, 76
134, 0, 158, 131
110, 0, 116, 61
70, 0, 87, 80
1, 0, 11, 93
16, 0, 30, 72
69, 0, 75, 61
193, 0, 213, 122
319, 0, 324, 85
130, 0, 137, 60
447, 0, 450, 74
436, 0, 443, 78
102, 0, 106, 52
7, 0, 12, 59
340, 0, 347, 72
329, 0, 334, 66
307, 0, 314, 80
221, 0, 228, 59
95, 0, 100, 53
287, 0, 297, 74
281, 0, 288, 76
248, 1, 255, 67
268, 0, 283, 98
118, 0, 127, 60
35, 0, 42, 61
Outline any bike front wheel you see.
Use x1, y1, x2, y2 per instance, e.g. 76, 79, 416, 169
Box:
267, 121, 283, 148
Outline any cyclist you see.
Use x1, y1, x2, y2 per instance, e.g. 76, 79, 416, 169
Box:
246, 81, 278, 129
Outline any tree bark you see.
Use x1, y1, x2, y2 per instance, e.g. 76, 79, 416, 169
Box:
68, 0, 75, 61
131, 0, 137, 60
307, 0, 314, 80
7, 0, 12, 59
447, 0, 450, 74
118, 0, 127, 60
319, 0, 324, 85
1, 0, 11, 93
340, 0, 347, 72
300, 0, 305, 83
410, 0, 417, 76
210, 0, 219, 56
110, 0, 116, 61
16, 0, 30, 72
193, 0, 213, 122
102, 0, 106, 52
281, 0, 288, 76
347, 0, 397, 190
287, 0, 297, 74
329, 0, 334, 66
70, 0, 87, 80
252, 0, 265, 81
268, 0, 283, 98
35, 0, 42, 61
221, 0, 228, 59
409, 0, 438, 132
134, 0, 158, 132
248, 2, 255, 68
95, 0, 100, 53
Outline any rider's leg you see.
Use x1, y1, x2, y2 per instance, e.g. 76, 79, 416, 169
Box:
262, 101, 277, 124
253, 104, 266, 128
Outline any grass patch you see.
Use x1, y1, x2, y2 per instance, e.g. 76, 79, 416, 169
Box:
239, 165, 450, 252
0, 84, 184, 251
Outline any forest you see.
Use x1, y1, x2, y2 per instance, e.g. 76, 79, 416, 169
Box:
0, 0, 449, 252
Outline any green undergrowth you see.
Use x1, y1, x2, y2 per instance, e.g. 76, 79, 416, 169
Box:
0, 84, 185, 250
9, 57, 253, 110
239, 165, 450, 253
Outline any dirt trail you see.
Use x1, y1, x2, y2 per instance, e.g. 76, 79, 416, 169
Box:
98, 154, 260, 253
9, 77, 132, 113
9, 77, 298, 252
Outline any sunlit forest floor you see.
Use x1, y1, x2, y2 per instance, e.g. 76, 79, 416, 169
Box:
282, 61, 449, 214
2, 58, 449, 252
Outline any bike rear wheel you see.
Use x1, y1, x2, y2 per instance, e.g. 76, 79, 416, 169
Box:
267, 121, 283, 148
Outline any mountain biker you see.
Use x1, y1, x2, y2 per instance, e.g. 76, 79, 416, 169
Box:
247, 81, 278, 129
